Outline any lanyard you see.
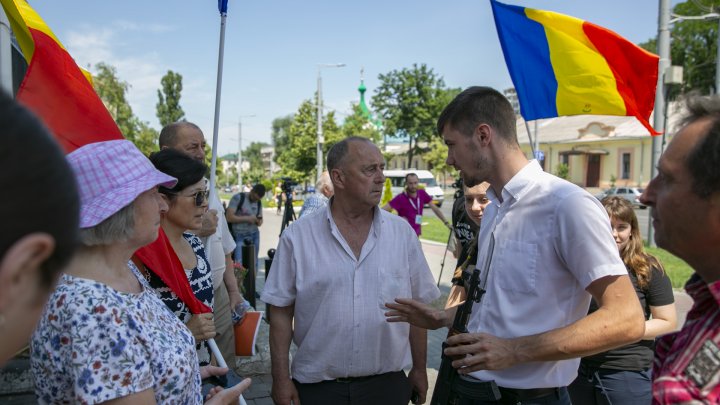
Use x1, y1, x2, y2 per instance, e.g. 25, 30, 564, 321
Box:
407, 193, 420, 213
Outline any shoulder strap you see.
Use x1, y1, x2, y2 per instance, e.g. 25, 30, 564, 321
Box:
236, 192, 246, 214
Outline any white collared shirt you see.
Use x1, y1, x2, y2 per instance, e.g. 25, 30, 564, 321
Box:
261, 202, 440, 383
202, 192, 236, 289
468, 160, 627, 388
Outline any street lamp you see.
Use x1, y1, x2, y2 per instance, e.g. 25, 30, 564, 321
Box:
237, 114, 256, 190
317, 63, 346, 184
648, 0, 719, 246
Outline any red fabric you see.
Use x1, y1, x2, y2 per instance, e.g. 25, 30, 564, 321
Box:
134, 228, 212, 315
16, 28, 122, 153
583, 22, 660, 136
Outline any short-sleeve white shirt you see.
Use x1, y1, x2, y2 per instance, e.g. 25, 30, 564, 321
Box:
202, 191, 236, 289
467, 160, 627, 388
261, 202, 440, 383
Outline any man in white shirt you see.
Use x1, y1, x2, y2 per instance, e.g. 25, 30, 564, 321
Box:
385, 87, 645, 404
159, 121, 242, 366
262, 137, 440, 405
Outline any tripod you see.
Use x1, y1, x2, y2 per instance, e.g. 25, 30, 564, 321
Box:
280, 189, 296, 235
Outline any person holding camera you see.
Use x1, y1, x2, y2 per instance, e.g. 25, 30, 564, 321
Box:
226, 184, 266, 269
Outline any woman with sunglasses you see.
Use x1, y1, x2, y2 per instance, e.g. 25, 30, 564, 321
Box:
144, 148, 216, 366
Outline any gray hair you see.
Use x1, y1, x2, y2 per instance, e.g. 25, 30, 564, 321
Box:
158, 121, 201, 148
327, 136, 374, 171
681, 94, 720, 198
316, 171, 333, 193
79, 202, 135, 246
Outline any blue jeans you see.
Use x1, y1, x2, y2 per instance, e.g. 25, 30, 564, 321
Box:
232, 229, 260, 271
568, 365, 652, 405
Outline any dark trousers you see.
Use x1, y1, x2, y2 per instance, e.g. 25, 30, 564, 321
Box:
293, 370, 411, 405
568, 366, 652, 405
458, 387, 570, 405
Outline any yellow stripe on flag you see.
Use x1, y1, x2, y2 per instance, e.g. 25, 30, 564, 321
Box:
526, 8, 626, 116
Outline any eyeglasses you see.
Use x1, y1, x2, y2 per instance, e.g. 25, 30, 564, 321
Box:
166, 189, 209, 206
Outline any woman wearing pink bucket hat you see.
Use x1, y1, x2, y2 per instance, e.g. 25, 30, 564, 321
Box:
30, 140, 250, 404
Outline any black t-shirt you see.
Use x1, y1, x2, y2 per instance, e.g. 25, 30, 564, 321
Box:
452, 196, 478, 271
581, 264, 674, 371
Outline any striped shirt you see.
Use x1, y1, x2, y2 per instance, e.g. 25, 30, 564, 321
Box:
653, 274, 720, 404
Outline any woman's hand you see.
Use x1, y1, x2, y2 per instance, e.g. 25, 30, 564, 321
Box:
201, 366, 252, 404
186, 312, 216, 341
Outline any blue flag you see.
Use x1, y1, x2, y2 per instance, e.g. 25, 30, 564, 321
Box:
218, 0, 228, 14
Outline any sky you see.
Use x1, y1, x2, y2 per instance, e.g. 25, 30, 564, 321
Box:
24, 0, 678, 156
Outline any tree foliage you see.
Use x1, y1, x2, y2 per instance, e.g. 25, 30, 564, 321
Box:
275, 99, 341, 181
93, 62, 157, 155
373, 64, 450, 167
639, 0, 719, 95
156, 70, 185, 126
243, 141, 270, 184
271, 115, 294, 162
342, 103, 382, 143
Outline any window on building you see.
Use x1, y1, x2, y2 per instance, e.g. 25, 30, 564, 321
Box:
561, 154, 569, 166
402, 160, 406, 170
621, 153, 631, 179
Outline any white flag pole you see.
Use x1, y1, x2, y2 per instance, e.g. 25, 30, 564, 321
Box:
208, 3, 227, 202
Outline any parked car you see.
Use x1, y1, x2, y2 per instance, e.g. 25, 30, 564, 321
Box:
597, 187, 647, 209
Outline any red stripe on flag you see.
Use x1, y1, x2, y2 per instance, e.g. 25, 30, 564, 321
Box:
16, 28, 123, 152
583, 22, 660, 135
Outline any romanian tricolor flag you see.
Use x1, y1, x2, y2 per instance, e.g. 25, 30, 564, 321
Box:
490, 0, 660, 135
0, 0, 122, 152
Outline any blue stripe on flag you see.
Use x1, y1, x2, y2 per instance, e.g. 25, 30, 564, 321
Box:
491, 0, 558, 119
218, 0, 228, 14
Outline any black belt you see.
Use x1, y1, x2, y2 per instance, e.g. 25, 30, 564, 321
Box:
331, 371, 400, 384
498, 386, 560, 402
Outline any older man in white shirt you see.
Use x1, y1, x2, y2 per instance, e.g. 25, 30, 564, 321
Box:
159, 122, 242, 366
262, 137, 440, 405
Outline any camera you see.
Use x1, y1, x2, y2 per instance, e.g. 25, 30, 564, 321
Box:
281, 177, 297, 194
452, 177, 464, 199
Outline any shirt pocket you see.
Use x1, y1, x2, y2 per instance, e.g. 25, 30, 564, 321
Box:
378, 265, 412, 310
493, 239, 538, 293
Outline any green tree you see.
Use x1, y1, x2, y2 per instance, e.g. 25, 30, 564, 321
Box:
156, 70, 185, 126
639, 0, 719, 95
93, 62, 157, 155
243, 141, 270, 184
276, 99, 340, 181
373, 64, 450, 167
342, 103, 382, 143
271, 115, 294, 161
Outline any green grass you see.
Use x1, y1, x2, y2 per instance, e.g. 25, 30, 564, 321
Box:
421, 217, 452, 244
421, 220, 694, 289
646, 247, 694, 289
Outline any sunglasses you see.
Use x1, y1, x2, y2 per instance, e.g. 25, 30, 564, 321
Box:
165, 189, 209, 206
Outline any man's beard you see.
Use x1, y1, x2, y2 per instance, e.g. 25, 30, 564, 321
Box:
463, 154, 492, 188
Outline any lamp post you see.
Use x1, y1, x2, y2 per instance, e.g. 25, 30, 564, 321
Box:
316, 63, 345, 184
237, 114, 256, 190
648, 1, 719, 246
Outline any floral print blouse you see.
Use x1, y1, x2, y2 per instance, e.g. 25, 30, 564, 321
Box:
30, 264, 201, 404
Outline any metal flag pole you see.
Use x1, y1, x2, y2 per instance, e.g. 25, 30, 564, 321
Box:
207, 2, 247, 404
208, 0, 228, 201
